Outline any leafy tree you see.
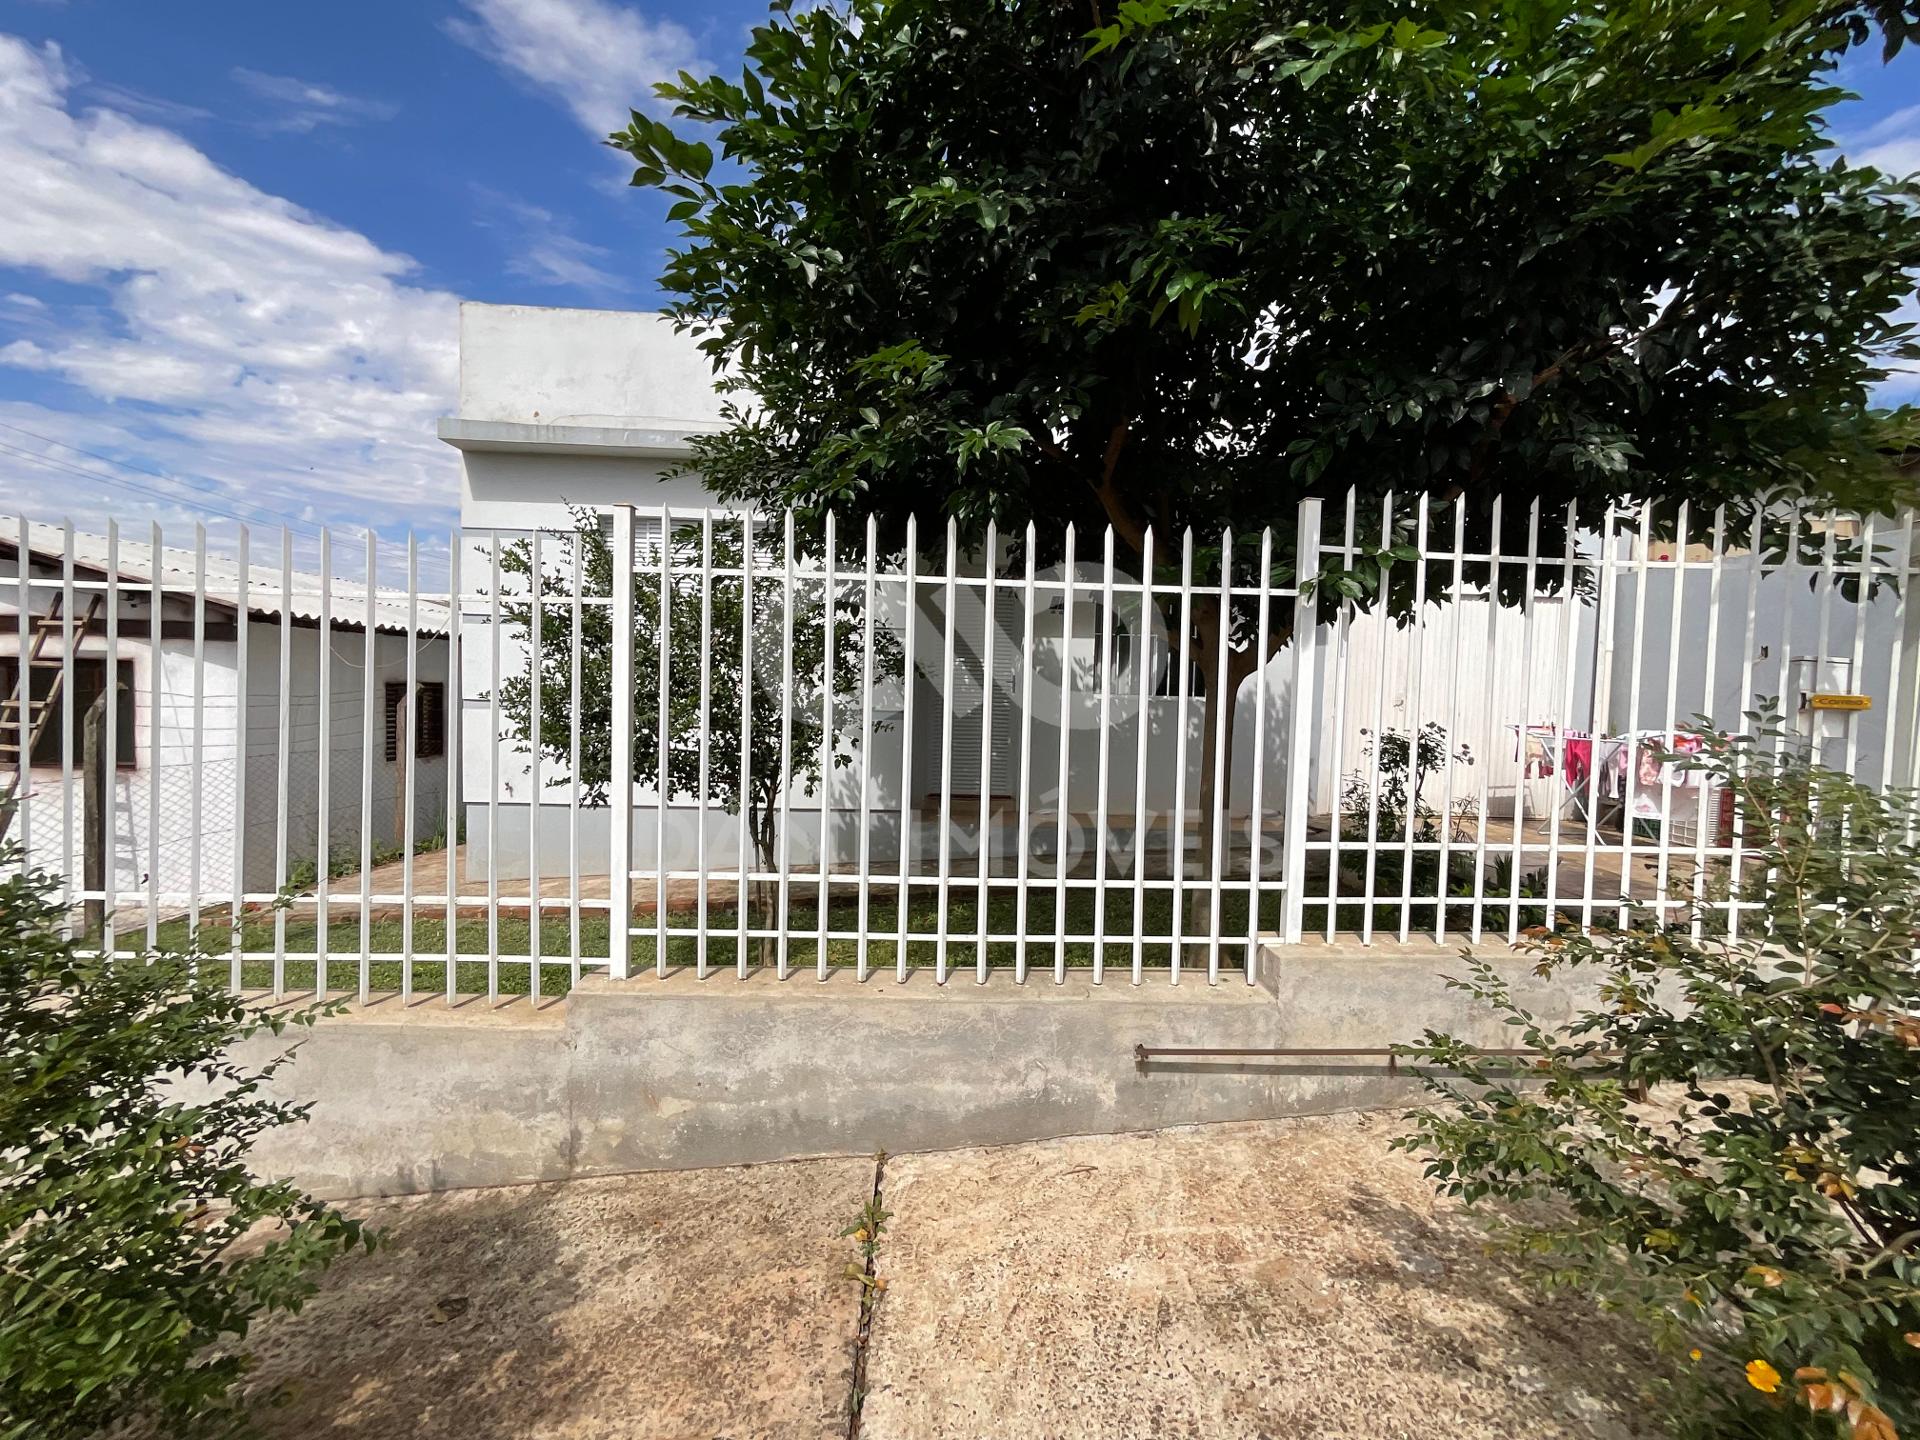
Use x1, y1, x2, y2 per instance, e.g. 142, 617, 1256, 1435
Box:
0, 850, 372, 1440
494, 515, 899, 960
1399, 722, 1919, 1440
612, 0, 1920, 925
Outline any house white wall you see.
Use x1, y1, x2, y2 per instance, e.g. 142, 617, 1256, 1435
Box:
454, 529, 1917, 882
4, 630, 243, 902
448, 302, 745, 880
457, 303, 731, 432
443, 304, 1920, 886
1604, 543, 1920, 789
1309, 593, 1604, 823
4, 545, 447, 914
441, 302, 1608, 877
3, 550, 236, 902
452, 538, 1592, 879
461, 450, 719, 533
449, 302, 732, 532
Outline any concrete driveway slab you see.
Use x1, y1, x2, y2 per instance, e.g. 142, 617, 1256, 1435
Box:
241, 1156, 875, 1440
857, 1113, 1662, 1440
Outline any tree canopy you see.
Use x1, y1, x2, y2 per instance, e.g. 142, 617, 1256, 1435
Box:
611, 0, 1920, 922
615, 0, 1920, 579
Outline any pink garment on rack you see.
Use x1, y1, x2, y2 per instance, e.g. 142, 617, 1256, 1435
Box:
1510, 725, 1597, 787
1638, 742, 1664, 788
1603, 742, 1631, 795
1608, 732, 1708, 797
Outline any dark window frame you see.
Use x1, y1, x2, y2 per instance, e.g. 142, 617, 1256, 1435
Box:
0, 656, 137, 769
384, 680, 445, 762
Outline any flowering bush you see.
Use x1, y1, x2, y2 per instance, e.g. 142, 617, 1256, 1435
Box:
1398, 722, 1919, 1439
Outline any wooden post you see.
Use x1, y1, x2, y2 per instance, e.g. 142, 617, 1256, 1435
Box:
82, 686, 111, 942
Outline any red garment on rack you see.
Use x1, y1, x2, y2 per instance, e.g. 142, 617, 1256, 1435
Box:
1563, 737, 1593, 787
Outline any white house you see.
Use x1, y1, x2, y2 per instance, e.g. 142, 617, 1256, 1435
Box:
443, 303, 1343, 883
1, 520, 450, 916
438, 304, 1569, 883
440, 302, 1918, 888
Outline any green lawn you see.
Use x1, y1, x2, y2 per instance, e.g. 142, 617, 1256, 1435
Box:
148, 886, 1326, 995
137, 862, 1561, 996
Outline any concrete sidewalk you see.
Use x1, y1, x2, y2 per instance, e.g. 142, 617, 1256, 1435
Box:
242, 1111, 1660, 1440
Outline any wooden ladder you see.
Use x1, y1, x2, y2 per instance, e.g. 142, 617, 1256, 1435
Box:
0, 592, 104, 845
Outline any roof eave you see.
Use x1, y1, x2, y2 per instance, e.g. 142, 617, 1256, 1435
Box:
436, 417, 709, 460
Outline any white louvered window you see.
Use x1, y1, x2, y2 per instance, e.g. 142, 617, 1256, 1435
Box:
597, 512, 666, 565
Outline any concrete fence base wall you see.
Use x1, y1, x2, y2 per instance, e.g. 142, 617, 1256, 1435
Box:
242, 943, 1591, 1200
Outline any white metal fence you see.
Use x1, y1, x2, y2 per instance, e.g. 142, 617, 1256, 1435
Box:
4, 490, 1916, 999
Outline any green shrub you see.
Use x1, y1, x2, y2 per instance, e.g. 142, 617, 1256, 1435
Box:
1398, 722, 1919, 1440
1339, 720, 1475, 849
0, 848, 374, 1439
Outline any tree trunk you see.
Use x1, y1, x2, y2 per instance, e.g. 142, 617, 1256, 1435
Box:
751, 805, 778, 969
1185, 600, 1279, 951
1186, 601, 1239, 946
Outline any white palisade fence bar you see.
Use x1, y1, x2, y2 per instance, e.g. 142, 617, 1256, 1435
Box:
0, 490, 1915, 1000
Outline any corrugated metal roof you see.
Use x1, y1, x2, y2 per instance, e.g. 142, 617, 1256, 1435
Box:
0, 517, 450, 636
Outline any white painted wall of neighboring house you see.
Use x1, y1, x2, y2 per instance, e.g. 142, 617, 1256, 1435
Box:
1604, 537, 1920, 789
1299, 592, 1603, 824
3, 546, 447, 913
440, 303, 1626, 877
235, 618, 448, 895
5, 634, 243, 902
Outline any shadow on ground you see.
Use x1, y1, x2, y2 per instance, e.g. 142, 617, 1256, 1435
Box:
238, 1157, 873, 1440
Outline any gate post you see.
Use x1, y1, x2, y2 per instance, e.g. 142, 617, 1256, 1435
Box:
1279, 498, 1323, 946
608, 505, 635, 980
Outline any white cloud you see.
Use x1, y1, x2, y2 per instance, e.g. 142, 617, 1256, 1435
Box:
473, 186, 626, 293
82, 80, 214, 128
1857, 136, 1920, 178
510, 227, 624, 291
1839, 101, 1920, 178
446, 0, 707, 140
1847, 102, 1920, 148
0, 35, 459, 536
230, 67, 400, 133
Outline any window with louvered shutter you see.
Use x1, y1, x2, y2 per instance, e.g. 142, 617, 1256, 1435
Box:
385, 681, 446, 761
597, 512, 665, 564
415, 683, 445, 758
384, 682, 405, 762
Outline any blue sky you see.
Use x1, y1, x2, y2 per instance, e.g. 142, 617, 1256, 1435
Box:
0, 0, 1916, 552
